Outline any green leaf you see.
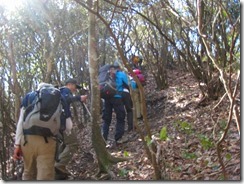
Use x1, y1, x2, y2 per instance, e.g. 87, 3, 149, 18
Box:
160, 126, 168, 141
176, 166, 182, 172
145, 136, 153, 146
123, 151, 129, 157
225, 153, 232, 161
222, 11, 228, 18
199, 135, 213, 150
118, 169, 128, 177
218, 174, 225, 180
219, 120, 227, 129
180, 121, 191, 130
182, 151, 197, 159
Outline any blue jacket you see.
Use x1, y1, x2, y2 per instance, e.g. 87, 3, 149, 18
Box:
114, 70, 128, 98
59, 87, 81, 118
130, 79, 137, 90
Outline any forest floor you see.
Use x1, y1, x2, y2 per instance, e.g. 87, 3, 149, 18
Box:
69, 68, 240, 181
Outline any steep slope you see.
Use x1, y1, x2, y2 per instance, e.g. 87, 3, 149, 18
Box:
72, 69, 240, 180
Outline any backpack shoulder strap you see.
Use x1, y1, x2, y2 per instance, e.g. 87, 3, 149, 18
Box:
22, 91, 38, 107
23, 91, 39, 121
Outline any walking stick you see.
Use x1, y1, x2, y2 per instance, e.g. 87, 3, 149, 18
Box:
82, 103, 91, 117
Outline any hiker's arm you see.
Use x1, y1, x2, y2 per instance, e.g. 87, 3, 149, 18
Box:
15, 107, 24, 146
61, 88, 87, 105
60, 96, 73, 135
69, 95, 81, 103
69, 94, 87, 103
122, 73, 130, 90
13, 107, 24, 160
14, 93, 30, 145
130, 79, 137, 90
65, 117, 73, 135
122, 72, 129, 85
65, 93, 87, 103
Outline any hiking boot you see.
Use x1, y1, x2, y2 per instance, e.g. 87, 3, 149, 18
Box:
106, 141, 116, 149
116, 136, 129, 144
55, 174, 69, 180
55, 168, 70, 180
128, 132, 137, 140
127, 127, 134, 132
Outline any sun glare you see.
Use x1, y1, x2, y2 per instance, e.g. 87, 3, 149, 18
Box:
0, 0, 24, 12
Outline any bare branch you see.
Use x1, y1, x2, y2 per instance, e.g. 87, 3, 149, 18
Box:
197, 0, 207, 38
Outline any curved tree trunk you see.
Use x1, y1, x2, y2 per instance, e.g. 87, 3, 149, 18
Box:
77, 1, 162, 179
87, 0, 127, 178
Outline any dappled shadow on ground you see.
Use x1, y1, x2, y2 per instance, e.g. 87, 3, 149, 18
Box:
70, 69, 240, 181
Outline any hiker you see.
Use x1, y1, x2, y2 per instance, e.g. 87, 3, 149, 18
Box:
131, 55, 143, 70
55, 78, 88, 180
130, 67, 146, 121
13, 83, 71, 180
132, 68, 146, 86
101, 61, 128, 145
117, 65, 134, 132
130, 77, 143, 120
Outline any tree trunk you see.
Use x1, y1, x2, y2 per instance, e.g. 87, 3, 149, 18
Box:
87, 0, 127, 178
7, 33, 21, 121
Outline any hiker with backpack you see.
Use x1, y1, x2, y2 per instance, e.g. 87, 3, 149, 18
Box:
131, 55, 143, 70
132, 68, 146, 86
13, 83, 71, 180
54, 78, 88, 180
130, 77, 143, 121
100, 61, 128, 145
117, 65, 145, 133
130, 68, 146, 120
116, 65, 134, 133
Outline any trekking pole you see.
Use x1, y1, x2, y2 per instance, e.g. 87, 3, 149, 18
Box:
78, 88, 91, 118
82, 103, 92, 117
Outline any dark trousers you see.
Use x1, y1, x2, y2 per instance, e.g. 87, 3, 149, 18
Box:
122, 92, 133, 131
102, 97, 126, 141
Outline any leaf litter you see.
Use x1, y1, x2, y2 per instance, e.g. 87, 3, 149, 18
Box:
68, 69, 240, 180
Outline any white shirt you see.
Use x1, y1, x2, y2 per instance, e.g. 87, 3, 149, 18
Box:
15, 107, 25, 145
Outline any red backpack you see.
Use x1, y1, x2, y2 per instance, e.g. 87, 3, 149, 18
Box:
132, 69, 146, 86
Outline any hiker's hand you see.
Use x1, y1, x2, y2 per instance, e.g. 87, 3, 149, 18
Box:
13, 145, 22, 160
65, 117, 73, 135
80, 95, 87, 103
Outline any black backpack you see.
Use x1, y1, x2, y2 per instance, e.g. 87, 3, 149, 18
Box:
23, 83, 63, 137
98, 64, 117, 99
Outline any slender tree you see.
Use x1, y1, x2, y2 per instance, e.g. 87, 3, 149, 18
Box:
87, 0, 127, 178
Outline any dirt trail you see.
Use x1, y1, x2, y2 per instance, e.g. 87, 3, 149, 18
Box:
71, 69, 240, 180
